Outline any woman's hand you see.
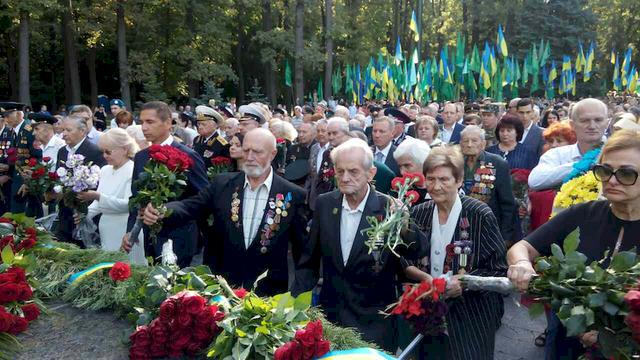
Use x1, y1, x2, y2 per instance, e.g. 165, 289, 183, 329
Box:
445, 275, 463, 298
507, 260, 536, 292
77, 190, 100, 202
73, 212, 82, 225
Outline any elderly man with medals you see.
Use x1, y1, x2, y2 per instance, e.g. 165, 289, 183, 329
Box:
459, 125, 518, 244
408, 145, 507, 360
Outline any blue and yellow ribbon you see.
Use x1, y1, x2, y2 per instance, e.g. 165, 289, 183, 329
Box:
67, 262, 115, 285
317, 348, 396, 360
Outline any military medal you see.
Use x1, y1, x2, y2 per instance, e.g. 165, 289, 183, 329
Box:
230, 188, 241, 227
258, 192, 292, 255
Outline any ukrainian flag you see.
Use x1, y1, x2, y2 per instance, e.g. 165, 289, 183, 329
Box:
317, 348, 396, 360
409, 10, 419, 42
497, 24, 508, 57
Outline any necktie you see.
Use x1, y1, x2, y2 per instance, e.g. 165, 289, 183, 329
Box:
375, 151, 384, 163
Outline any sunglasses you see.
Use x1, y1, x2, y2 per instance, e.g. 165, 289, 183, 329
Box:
593, 164, 639, 186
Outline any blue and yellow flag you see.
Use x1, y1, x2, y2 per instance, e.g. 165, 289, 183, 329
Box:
317, 348, 396, 360
409, 10, 419, 42
394, 36, 403, 65
497, 24, 508, 57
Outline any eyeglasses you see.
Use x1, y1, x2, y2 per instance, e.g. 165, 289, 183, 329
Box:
593, 164, 639, 186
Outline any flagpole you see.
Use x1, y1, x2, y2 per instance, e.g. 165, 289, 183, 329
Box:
417, 0, 423, 61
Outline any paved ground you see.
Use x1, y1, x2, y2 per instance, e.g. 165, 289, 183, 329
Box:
16, 294, 546, 359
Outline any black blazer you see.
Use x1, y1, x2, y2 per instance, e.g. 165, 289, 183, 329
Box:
447, 122, 466, 145
126, 141, 208, 262
521, 123, 545, 157
478, 151, 517, 242
54, 139, 106, 243
165, 171, 308, 296
372, 144, 401, 176
292, 188, 426, 351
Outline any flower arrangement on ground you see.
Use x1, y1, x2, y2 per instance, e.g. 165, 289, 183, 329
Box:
129, 145, 193, 240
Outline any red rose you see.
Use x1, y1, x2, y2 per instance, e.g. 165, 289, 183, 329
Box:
274, 341, 302, 360
108, 262, 131, 282
0, 283, 21, 303
129, 344, 151, 360
129, 326, 152, 348
295, 328, 317, 358
27, 158, 37, 167
0, 218, 11, 224
170, 330, 191, 351
150, 151, 169, 163
18, 284, 32, 301
42, 156, 51, 162
175, 311, 192, 328
7, 267, 26, 282
314, 339, 330, 357
159, 298, 178, 322
626, 311, 640, 332
625, 290, 640, 312
185, 341, 204, 356
182, 293, 206, 315
0, 308, 12, 332
16, 237, 36, 251
304, 320, 323, 341
8, 315, 28, 334
233, 288, 248, 299
149, 343, 167, 358
193, 325, 211, 342
21, 304, 40, 321
48, 171, 59, 180
25, 227, 37, 239
511, 168, 531, 184
0, 235, 14, 251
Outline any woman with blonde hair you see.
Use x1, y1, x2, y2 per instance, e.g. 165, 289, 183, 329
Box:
75, 128, 146, 264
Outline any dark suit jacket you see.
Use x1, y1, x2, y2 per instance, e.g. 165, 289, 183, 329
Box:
165, 171, 308, 296
478, 151, 517, 242
521, 123, 545, 157
54, 139, 106, 243
126, 141, 208, 262
372, 144, 401, 176
292, 188, 426, 351
445, 122, 465, 145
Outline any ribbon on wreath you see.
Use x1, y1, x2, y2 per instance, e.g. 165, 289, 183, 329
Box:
317, 348, 397, 359
67, 262, 116, 285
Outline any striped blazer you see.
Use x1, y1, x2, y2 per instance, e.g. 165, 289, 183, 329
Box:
410, 196, 507, 360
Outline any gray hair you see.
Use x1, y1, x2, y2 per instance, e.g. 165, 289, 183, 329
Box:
460, 125, 486, 140
64, 115, 88, 132
349, 119, 364, 130
327, 117, 350, 134
393, 137, 431, 166
225, 118, 239, 127
334, 105, 350, 119
98, 128, 140, 158
330, 138, 374, 170
373, 116, 395, 131
571, 98, 608, 121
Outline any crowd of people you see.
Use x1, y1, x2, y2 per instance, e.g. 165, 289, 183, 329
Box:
0, 93, 639, 359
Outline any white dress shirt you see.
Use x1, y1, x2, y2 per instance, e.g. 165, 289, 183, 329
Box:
430, 195, 462, 278
42, 135, 66, 169
65, 137, 87, 161
520, 121, 534, 144
315, 143, 330, 173
528, 143, 582, 190
160, 135, 175, 146
439, 125, 454, 143
340, 186, 370, 265
374, 143, 392, 163
87, 127, 102, 145
242, 167, 274, 249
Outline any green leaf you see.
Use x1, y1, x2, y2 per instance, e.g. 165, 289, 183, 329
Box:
535, 259, 551, 272
528, 302, 545, 318
1, 245, 14, 265
294, 291, 312, 311
562, 229, 580, 254
584, 307, 595, 326
570, 305, 585, 316
551, 244, 564, 261
610, 251, 637, 272
588, 293, 607, 308
564, 314, 586, 337
603, 302, 620, 316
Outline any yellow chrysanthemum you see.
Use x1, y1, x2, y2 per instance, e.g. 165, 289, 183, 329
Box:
553, 171, 602, 210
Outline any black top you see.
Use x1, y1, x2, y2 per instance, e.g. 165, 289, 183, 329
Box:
527, 200, 640, 262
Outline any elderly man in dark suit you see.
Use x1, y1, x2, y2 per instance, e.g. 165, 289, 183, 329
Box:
517, 98, 545, 158
460, 125, 518, 243
138, 128, 308, 296
121, 101, 208, 268
54, 115, 106, 246
371, 116, 401, 176
293, 138, 426, 351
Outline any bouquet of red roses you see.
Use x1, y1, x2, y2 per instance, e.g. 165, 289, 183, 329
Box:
129, 145, 193, 241
511, 168, 532, 234
0, 216, 38, 254
0, 266, 40, 335
207, 156, 232, 180
129, 290, 224, 359
19, 157, 59, 196
386, 278, 448, 336
274, 320, 331, 360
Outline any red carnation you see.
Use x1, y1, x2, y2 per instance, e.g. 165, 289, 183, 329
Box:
27, 158, 37, 167
233, 288, 248, 299
405, 190, 420, 205
0, 283, 21, 303
7, 267, 26, 283
625, 291, 640, 312
391, 177, 404, 191
8, 315, 28, 334
108, 262, 131, 282
276, 138, 286, 144
408, 172, 426, 188
21, 304, 40, 322
17, 284, 32, 301
42, 156, 51, 162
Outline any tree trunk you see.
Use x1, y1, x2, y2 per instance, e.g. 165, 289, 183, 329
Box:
18, 10, 31, 106
116, 0, 131, 107
62, 0, 81, 104
185, 0, 199, 101
262, 0, 277, 105
7, 28, 18, 100
235, 0, 245, 104
294, 0, 304, 103
323, 0, 333, 101
392, 1, 400, 43
462, 0, 469, 43
470, 0, 480, 45
87, 46, 98, 108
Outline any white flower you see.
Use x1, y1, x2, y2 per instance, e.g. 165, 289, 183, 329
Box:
56, 167, 67, 177
53, 185, 63, 194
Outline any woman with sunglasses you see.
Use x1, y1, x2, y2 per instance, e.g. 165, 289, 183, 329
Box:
506, 129, 640, 359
